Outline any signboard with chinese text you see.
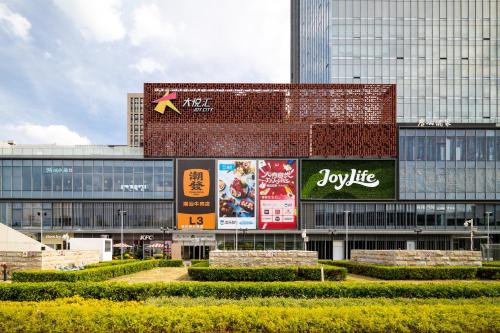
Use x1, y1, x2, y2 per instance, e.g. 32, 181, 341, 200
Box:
217, 160, 256, 229
177, 159, 216, 230
257, 160, 297, 230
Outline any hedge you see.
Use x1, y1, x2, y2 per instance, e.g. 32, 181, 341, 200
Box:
1, 281, 499, 301
320, 260, 500, 280
190, 259, 209, 266
84, 259, 138, 269
0, 297, 498, 332
188, 265, 347, 281
158, 259, 184, 267
188, 266, 298, 281
12, 260, 183, 282
483, 261, 500, 267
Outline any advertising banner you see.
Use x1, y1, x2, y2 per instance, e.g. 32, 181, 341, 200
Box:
177, 159, 216, 230
301, 160, 395, 200
217, 160, 256, 229
257, 160, 297, 230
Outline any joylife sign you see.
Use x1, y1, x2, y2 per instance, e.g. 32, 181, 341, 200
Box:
177, 159, 216, 230
301, 160, 395, 200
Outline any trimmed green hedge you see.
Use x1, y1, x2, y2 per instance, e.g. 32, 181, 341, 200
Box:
483, 261, 500, 267
0, 298, 499, 333
158, 259, 184, 267
0, 281, 499, 301
12, 260, 182, 282
190, 259, 209, 266
84, 259, 138, 269
188, 265, 347, 281
320, 260, 500, 280
188, 266, 298, 281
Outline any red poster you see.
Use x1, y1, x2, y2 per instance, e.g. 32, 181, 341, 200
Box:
258, 160, 297, 230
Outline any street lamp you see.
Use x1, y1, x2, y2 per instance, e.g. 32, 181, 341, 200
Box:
344, 211, 350, 260
413, 228, 423, 250
464, 219, 475, 251
160, 226, 171, 259
301, 229, 308, 251
117, 209, 127, 260
242, 228, 248, 250
485, 212, 492, 246
329, 229, 337, 260
235, 220, 239, 251
36, 211, 47, 250
485, 212, 492, 260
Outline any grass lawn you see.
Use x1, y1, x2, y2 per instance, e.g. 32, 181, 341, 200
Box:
109, 267, 189, 283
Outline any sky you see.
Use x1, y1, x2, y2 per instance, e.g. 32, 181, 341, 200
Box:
0, 0, 290, 145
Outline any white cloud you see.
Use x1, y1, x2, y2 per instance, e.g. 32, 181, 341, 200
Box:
128, 0, 290, 83
131, 57, 164, 74
0, 3, 31, 40
0, 123, 91, 145
52, 0, 125, 42
129, 3, 174, 47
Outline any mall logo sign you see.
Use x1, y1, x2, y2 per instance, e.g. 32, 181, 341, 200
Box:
153, 90, 213, 115
316, 169, 380, 190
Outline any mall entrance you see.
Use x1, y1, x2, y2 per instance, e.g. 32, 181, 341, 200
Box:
174, 233, 216, 260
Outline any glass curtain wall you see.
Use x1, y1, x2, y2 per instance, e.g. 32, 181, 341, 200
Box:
399, 129, 500, 199
0, 160, 174, 199
0, 202, 174, 230
301, 202, 500, 230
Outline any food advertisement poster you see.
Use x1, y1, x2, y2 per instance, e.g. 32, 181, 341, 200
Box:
217, 160, 256, 229
177, 159, 216, 230
301, 160, 396, 200
258, 160, 297, 230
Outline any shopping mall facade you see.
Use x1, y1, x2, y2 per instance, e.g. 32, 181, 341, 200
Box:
1, 83, 499, 259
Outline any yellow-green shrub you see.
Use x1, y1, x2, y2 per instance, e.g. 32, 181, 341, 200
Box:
0, 297, 498, 333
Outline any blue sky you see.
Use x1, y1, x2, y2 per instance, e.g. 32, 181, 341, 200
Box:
0, 0, 289, 145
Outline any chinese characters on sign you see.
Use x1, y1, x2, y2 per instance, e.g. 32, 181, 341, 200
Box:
258, 160, 297, 230
217, 160, 256, 229
182, 98, 213, 113
417, 119, 452, 127
44, 167, 73, 173
177, 160, 216, 230
120, 185, 148, 192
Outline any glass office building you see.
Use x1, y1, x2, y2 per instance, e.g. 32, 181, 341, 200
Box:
0, 144, 175, 237
291, 0, 499, 124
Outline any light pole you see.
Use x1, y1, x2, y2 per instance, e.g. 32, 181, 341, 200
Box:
117, 209, 127, 260
301, 229, 307, 251
242, 228, 248, 250
413, 228, 423, 250
464, 219, 475, 251
37, 211, 47, 250
329, 229, 337, 260
486, 212, 492, 260
235, 220, 239, 251
344, 211, 350, 260
160, 227, 170, 259
485, 212, 492, 246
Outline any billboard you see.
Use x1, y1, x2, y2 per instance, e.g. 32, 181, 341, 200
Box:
301, 160, 395, 200
177, 159, 216, 230
257, 160, 297, 230
217, 160, 256, 229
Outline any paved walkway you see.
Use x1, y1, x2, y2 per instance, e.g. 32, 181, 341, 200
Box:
109, 267, 190, 283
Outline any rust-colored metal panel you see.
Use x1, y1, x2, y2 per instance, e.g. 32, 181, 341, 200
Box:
143, 83, 396, 158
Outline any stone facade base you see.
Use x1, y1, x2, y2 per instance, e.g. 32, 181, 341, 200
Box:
0, 250, 100, 277
209, 250, 318, 267
351, 250, 482, 266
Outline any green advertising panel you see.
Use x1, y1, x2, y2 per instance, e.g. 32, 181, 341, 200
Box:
301, 160, 395, 200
